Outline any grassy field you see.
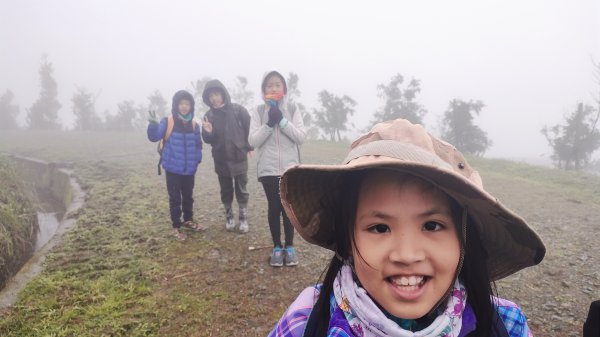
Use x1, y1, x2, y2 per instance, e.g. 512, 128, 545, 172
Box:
0, 157, 38, 291
0, 130, 598, 337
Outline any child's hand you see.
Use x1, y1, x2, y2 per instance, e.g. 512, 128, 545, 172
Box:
202, 117, 213, 133
148, 110, 159, 124
267, 106, 283, 127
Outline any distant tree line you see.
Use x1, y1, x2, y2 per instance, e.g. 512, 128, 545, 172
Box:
3, 55, 600, 169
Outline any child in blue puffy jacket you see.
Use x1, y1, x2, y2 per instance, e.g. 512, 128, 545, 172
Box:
147, 90, 204, 241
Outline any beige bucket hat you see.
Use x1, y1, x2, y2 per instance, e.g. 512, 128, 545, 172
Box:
280, 119, 545, 280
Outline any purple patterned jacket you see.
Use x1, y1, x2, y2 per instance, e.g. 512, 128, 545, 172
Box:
268, 286, 533, 337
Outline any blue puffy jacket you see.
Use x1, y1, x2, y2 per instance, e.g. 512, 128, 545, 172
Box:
147, 90, 203, 176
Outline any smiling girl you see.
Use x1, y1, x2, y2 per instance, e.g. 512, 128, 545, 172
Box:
269, 119, 546, 337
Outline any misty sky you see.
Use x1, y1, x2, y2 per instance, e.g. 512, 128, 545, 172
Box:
1, 0, 599, 160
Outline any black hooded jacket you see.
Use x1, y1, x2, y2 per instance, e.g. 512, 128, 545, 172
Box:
202, 80, 252, 177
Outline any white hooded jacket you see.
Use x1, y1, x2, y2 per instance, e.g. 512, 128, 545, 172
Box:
249, 74, 306, 178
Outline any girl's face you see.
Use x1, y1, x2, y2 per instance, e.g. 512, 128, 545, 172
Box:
178, 99, 192, 116
264, 75, 285, 95
352, 171, 460, 319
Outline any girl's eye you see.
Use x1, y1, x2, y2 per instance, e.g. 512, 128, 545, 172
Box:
367, 224, 390, 234
423, 221, 443, 232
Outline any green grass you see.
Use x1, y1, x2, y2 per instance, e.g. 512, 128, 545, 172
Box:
0, 157, 37, 290
469, 156, 600, 204
0, 154, 169, 336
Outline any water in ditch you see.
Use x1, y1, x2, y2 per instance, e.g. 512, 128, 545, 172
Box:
35, 212, 61, 251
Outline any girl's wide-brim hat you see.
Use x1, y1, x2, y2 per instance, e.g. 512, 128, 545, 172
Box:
280, 119, 545, 280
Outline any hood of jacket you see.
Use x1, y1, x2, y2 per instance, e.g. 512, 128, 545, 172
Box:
171, 90, 195, 118
202, 80, 231, 108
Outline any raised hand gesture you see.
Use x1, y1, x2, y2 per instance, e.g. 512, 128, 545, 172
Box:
202, 116, 213, 133
148, 110, 159, 124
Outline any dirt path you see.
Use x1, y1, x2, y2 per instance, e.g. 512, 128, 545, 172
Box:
479, 171, 600, 336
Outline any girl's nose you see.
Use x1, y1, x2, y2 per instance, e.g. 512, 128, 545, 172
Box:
388, 233, 425, 265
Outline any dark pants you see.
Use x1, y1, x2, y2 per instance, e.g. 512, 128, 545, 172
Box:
166, 171, 195, 228
584, 300, 600, 337
218, 173, 249, 209
260, 176, 293, 248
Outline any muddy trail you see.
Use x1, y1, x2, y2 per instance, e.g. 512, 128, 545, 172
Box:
0, 131, 598, 336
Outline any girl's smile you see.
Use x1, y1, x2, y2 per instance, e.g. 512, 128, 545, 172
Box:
387, 275, 428, 301
352, 170, 461, 319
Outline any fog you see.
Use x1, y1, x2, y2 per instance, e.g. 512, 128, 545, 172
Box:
1, 0, 599, 160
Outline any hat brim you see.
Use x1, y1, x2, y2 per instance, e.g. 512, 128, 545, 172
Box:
280, 156, 546, 281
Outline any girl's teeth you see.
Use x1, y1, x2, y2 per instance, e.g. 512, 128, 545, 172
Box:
393, 276, 424, 286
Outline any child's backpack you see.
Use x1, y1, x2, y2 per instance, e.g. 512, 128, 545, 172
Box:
156, 116, 197, 175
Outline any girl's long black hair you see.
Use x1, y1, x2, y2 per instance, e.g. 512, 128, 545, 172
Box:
311, 170, 497, 337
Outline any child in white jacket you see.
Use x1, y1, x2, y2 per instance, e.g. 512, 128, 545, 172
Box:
248, 70, 306, 267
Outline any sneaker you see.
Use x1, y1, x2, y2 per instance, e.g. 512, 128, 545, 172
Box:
238, 207, 248, 233
284, 246, 298, 266
182, 220, 206, 232
269, 247, 284, 267
173, 228, 187, 241
225, 208, 235, 232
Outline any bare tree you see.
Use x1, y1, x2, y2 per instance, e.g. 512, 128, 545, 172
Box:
147, 90, 168, 118
27, 55, 62, 130
541, 61, 600, 170
439, 99, 492, 156
0, 90, 20, 130
542, 103, 600, 170
72, 87, 101, 131
370, 73, 427, 126
230, 76, 254, 107
313, 90, 356, 142
591, 58, 600, 136
190, 77, 211, 108
286, 72, 319, 139
105, 100, 137, 132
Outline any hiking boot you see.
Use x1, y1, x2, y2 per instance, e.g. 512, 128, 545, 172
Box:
269, 247, 284, 267
225, 207, 235, 232
238, 207, 249, 233
284, 246, 298, 266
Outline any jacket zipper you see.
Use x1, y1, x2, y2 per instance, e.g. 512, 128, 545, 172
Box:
183, 132, 188, 173
276, 124, 281, 175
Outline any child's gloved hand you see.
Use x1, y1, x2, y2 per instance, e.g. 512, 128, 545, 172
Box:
264, 93, 284, 107
148, 110, 159, 124
267, 106, 283, 127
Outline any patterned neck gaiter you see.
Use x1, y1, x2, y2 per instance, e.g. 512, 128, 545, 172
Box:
177, 112, 193, 122
329, 265, 467, 337
263, 92, 284, 107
